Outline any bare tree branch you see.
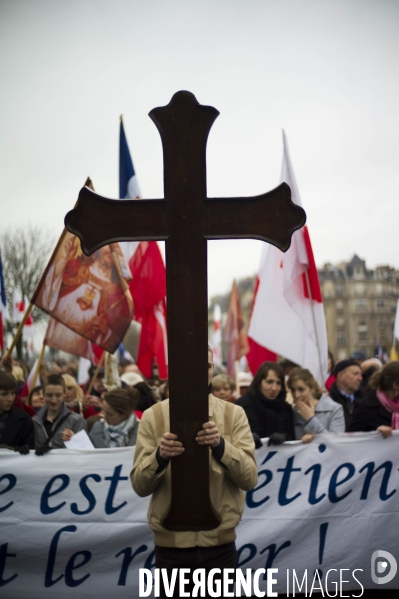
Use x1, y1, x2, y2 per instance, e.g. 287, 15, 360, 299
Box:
0, 223, 57, 325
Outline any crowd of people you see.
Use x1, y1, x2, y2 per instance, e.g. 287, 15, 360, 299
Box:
0, 356, 163, 454
0, 348, 398, 457
215, 352, 399, 447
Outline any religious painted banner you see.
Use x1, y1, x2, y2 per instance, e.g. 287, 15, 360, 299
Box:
2, 432, 399, 597
32, 230, 133, 355
44, 317, 104, 362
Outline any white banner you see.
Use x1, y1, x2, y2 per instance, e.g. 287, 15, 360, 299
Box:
1, 433, 399, 597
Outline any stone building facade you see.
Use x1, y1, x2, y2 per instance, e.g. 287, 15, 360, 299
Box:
208, 255, 399, 364
318, 255, 399, 360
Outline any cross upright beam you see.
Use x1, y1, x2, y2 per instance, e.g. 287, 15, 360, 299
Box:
65, 91, 306, 530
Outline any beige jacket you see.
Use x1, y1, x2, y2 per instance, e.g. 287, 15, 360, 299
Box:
131, 394, 257, 548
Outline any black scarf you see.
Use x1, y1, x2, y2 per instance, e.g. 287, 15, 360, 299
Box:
250, 388, 292, 438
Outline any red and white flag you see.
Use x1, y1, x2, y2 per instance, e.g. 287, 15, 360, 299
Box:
13, 289, 25, 322
247, 131, 328, 385
19, 357, 42, 398
128, 241, 168, 379
210, 304, 222, 365
225, 280, 250, 379
24, 311, 34, 354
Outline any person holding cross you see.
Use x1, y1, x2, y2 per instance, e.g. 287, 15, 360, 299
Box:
66, 91, 304, 595
131, 347, 258, 597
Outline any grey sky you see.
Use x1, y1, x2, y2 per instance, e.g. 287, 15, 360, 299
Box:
1, 0, 398, 301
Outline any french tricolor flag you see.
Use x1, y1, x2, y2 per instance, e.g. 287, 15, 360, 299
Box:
0, 250, 6, 351
119, 117, 142, 262
247, 131, 328, 385
119, 117, 168, 379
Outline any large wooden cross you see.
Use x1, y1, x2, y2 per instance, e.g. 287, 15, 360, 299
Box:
65, 91, 306, 531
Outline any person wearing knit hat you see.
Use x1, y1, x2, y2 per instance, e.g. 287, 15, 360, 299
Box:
333, 359, 359, 377
329, 359, 362, 430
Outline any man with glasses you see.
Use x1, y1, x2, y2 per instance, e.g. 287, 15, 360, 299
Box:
33, 374, 87, 454
0, 371, 34, 454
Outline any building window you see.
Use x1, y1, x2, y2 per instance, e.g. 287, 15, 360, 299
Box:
379, 317, 386, 328
354, 266, 364, 280
359, 316, 366, 325
358, 332, 368, 341
377, 299, 384, 308
355, 283, 365, 295
338, 332, 346, 346
335, 284, 343, 296
356, 299, 367, 308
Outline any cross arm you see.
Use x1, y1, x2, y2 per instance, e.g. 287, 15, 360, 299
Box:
204, 182, 306, 251
64, 186, 168, 255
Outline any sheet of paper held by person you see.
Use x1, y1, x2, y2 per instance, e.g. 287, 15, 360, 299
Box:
64, 429, 95, 449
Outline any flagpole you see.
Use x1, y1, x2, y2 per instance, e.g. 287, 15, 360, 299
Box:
30, 342, 46, 389
85, 351, 106, 397
234, 360, 240, 397
4, 302, 33, 359
303, 268, 325, 384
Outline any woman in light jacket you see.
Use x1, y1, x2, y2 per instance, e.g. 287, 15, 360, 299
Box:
89, 388, 140, 448
287, 368, 345, 442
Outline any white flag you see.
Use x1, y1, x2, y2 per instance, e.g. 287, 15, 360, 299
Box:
248, 131, 328, 385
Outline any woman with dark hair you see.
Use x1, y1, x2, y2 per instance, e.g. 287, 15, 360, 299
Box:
349, 361, 399, 438
235, 362, 294, 446
89, 388, 140, 448
287, 368, 345, 442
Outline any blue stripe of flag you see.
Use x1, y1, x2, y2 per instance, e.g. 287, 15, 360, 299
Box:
0, 249, 6, 309
119, 119, 135, 199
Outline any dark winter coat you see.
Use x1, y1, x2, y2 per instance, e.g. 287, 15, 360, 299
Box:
348, 390, 392, 432
0, 406, 34, 450
235, 390, 294, 440
328, 383, 363, 431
